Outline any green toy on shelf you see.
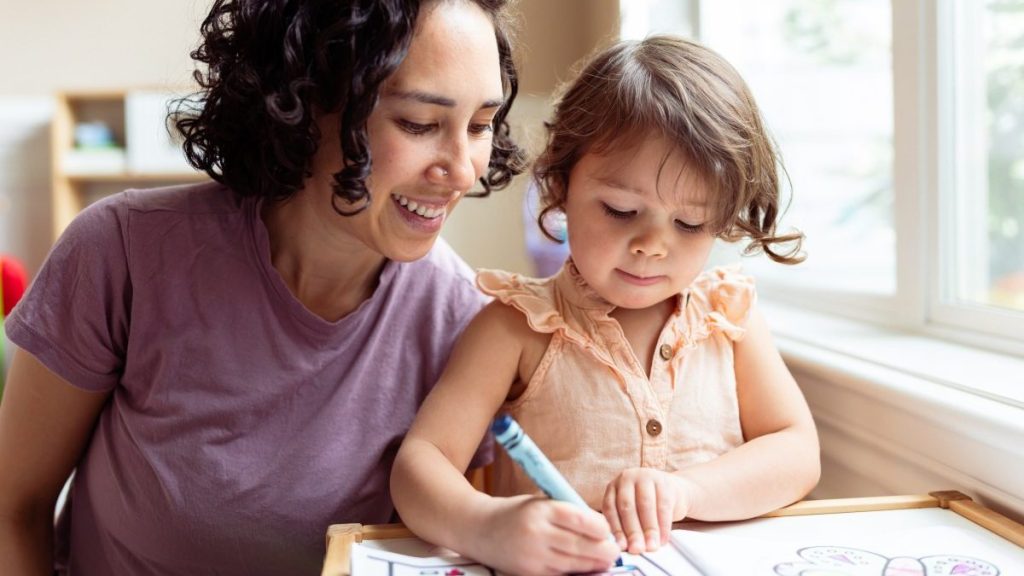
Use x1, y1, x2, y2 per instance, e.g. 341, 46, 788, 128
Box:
1, 255, 29, 397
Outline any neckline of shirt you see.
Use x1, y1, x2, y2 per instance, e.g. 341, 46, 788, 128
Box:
245, 195, 398, 335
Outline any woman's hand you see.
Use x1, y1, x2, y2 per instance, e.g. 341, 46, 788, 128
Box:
469, 494, 620, 576
602, 468, 694, 554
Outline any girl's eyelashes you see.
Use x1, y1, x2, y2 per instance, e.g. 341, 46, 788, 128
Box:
601, 203, 635, 219
675, 219, 705, 233
603, 202, 706, 233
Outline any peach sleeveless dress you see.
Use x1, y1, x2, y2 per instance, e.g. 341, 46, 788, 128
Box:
478, 261, 754, 508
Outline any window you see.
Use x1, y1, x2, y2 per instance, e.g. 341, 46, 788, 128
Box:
701, 0, 895, 299
933, 0, 1024, 344
619, 0, 697, 39
619, 0, 1024, 354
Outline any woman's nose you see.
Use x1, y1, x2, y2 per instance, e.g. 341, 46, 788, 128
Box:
428, 135, 478, 192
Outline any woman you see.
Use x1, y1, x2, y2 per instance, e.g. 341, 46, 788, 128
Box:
0, 0, 525, 574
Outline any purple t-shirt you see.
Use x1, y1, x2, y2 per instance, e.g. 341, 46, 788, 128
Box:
6, 182, 489, 575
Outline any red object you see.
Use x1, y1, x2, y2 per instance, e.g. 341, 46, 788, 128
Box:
1, 255, 28, 317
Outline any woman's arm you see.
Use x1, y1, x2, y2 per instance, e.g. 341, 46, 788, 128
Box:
0, 349, 111, 575
391, 301, 619, 575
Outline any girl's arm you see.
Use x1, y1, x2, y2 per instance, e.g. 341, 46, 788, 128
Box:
0, 349, 111, 575
391, 301, 619, 575
673, 305, 820, 518
603, 305, 820, 552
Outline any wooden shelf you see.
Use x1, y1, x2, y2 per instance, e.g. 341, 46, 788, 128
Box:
51, 89, 204, 240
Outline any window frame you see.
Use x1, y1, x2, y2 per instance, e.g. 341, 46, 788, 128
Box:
616, 0, 1024, 510
688, 0, 1024, 357
928, 0, 1024, 353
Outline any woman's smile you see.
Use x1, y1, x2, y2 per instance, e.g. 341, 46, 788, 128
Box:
391, 192, 454, 233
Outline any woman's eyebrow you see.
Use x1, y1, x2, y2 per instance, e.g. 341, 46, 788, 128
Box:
385, 89, 504, 110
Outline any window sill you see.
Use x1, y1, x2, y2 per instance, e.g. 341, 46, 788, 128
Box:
762, 300, 1024, 408
761, 300, 1024, 522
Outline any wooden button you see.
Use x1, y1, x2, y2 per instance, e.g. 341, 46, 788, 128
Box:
646, 419, 662, 436
659, 344, 673, 361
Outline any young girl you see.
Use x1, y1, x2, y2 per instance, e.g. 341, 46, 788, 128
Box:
391, 35, 820, 576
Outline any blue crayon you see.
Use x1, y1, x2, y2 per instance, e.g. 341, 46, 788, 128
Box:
491, 414, 623, 568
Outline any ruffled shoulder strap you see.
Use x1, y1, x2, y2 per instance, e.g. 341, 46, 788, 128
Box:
684, 265, 757, 342
477, 269, 571, 337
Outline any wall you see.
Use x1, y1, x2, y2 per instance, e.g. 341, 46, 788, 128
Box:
517, 0, 620, 97
0, 0, 210, 275
0, 0, 619, 277
0, 0, 206, 95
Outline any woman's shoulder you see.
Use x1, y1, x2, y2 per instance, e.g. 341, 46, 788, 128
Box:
64, 181, 235, 235
120, 180, 240, 215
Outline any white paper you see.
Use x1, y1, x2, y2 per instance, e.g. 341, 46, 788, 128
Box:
670, 530, 774, 575
671, 525, 1022, 575
349, 524, 1024, 575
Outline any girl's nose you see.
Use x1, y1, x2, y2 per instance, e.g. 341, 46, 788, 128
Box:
629, 228, 668, 258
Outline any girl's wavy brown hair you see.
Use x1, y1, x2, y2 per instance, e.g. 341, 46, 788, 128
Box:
172, 0, 526, 213
534, 35, 804, 264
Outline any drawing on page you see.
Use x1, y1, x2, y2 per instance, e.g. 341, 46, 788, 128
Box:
359, 551, 497, 576
773, 545, 1000, 576
358, 551, 672, 576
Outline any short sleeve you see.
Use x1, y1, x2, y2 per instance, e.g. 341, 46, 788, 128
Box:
477, 269, 568, 336
4, 193, 133, 392
687, 266, 756, 343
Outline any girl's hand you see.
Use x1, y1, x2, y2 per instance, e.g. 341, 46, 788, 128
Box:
602, 468, 693, 553
470, 494, 620, 576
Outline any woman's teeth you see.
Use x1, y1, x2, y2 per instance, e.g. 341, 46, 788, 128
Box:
394, 194, 444, 219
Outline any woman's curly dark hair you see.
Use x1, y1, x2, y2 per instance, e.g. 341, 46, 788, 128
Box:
172, 0, 526, 213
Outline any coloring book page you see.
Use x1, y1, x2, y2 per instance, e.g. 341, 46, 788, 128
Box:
349, 525, 1023, 575
350, 539, 702, 575
671, 525, 1023, 575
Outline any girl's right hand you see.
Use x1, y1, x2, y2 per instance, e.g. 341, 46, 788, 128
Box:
469, 494, 621, 576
